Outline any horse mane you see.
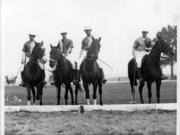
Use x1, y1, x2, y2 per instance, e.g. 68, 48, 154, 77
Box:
30, 42, 44, 60
50, 45, 64, 69
86, 38, 101, 60
28, 42, 45, 73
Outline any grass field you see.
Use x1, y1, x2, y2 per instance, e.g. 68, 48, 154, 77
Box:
5, 110, 176, 135
5, 81, 176, 105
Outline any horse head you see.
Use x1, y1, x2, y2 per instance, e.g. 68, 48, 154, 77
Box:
30, 41, 45, 61
49, 44, 64, 68
86, 37, 101, 61
155, 33, 174, 57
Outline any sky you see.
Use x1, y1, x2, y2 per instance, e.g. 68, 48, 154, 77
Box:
2, 0, 179, 82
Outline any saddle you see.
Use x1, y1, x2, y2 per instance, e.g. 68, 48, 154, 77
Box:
141, 55, 148, 67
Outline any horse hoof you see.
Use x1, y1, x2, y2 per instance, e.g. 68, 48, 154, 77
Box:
36, 96, 40, 100
129, 101, 136, 104
93, 100, 97, 105
27, 101, 31, 105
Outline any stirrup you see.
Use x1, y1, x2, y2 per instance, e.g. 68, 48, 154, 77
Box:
102, 79, 107, 84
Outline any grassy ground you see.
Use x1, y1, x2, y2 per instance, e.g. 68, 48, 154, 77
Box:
5, 81, 176, 105
5, 110, 176, 135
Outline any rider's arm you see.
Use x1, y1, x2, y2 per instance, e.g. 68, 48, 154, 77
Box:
21, 43, 27, 64
132, 40, 138, 58
57, 41, 63, 53
65, 40, 73, 57
79, 39, 85, 59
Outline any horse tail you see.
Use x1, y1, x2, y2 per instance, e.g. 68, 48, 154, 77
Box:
128, 59, 137, 86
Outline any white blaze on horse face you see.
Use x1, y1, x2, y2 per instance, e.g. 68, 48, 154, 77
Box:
86, 99, 90, 105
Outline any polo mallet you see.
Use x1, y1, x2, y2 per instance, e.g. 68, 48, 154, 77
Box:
98, 58, 114, 70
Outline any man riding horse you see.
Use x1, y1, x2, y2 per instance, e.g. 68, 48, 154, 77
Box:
132, 30, 152, 83
50, 31, 74, 85
77, 26, 107, 84
19, 33, 47, 87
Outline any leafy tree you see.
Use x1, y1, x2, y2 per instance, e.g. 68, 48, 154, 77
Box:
159, 25, 177, 79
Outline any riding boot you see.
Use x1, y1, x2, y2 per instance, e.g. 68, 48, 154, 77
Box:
100, 68, 107, 84
73, 62, 80, 84
73, 69, 80, 84
19, 71, 26, 87
137, 68, 144, 83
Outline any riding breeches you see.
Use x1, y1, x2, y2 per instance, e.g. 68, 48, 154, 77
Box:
134, 51, 148, 68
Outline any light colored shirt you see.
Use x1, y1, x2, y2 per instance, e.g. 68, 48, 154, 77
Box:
133, 36, 151, 51
81, 36, 93, 51
22, 40, 36, 57
58, 38, 73, 55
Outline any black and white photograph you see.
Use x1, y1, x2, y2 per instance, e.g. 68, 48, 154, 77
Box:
1, 0, 179, 134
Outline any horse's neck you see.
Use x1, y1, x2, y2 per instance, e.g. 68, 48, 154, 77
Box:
57, 56, 65, 68
148, 47, 161, 65
84, 59, 96, 70
30, 56, 38, 63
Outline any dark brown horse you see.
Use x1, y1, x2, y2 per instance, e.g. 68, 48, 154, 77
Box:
128, 35, 174, 104
23, 42, 45, 105
80, 37, 103, 105
49, 44, 81, 105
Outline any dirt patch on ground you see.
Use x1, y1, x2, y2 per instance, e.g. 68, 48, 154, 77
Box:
5, 110, 176, 135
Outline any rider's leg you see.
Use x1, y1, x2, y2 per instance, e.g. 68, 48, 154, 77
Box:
97, 60, 107, 84
19, 57, 27, 87
73, 62, 80, 84
135, 51, 144, 83
42, 68, 47, 85
19, 70, 26, 87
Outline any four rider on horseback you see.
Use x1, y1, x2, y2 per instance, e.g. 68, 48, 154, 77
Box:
19, 28, 168, 93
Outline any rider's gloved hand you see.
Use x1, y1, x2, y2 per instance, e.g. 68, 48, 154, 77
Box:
42, 58, 47, 64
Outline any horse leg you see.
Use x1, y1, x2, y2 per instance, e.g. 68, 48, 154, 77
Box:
83, 82, 90, 105
139, 82, 145, 104
57, 85, 61, 105
64, 85, 69, 105
31, 87, 36, 105
75, 84, 78, 105
39, 86, 43, 105
36, 84, 43, 105
26, 84, 31, 105
130, 81, 136, 104
69, 84, 74, 105
92, 82, 98, 105
98, 82, 103, 105
147, 81, 152, 104
156, 80, 161, 103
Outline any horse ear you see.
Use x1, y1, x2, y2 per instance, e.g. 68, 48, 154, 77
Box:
57, 43, 60, 49
92, 36, 95, 41
98, 37, 101, 42
50, 44, 53, 48
40, 41, 44, 46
